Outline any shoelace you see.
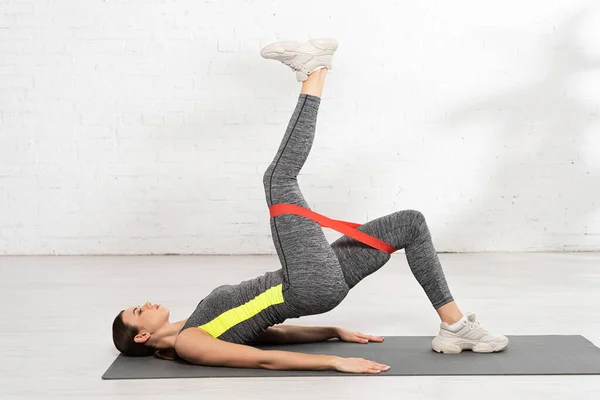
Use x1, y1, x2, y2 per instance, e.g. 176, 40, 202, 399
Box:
281, 59, 310, 74
466, 320, 489, 334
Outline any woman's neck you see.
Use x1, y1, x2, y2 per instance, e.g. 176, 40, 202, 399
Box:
151, 319, 188, 349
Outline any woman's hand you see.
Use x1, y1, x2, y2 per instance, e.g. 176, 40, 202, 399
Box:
335, 328, 385, 344
332, 356, 390, 374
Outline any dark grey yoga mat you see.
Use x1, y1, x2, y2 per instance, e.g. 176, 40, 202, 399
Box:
102, 335, 600, 379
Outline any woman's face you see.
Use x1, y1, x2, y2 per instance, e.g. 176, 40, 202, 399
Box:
121, 301, 170, 336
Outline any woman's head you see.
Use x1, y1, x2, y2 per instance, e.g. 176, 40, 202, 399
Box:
112, 302, 171, 357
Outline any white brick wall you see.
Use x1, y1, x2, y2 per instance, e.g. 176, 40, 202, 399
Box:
1, 0, 599, 255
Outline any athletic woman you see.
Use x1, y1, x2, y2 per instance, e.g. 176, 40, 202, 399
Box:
112, 38, 509, 374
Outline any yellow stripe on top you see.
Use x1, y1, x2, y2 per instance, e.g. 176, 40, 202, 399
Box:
199, 284, 285, 338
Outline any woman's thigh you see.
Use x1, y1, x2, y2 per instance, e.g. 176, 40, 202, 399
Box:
266, 180, 349, 315
331, 210, 424, 288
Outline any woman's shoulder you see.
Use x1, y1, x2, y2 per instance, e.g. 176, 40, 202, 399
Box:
175, 325, 212, 353
177, 325, 212, 340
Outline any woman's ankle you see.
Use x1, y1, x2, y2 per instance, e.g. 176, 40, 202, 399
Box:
300, 68, 327, 97
436, 301, 464, 325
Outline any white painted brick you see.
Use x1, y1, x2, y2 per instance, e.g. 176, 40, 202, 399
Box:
141, 113, 166, 126
370, 173, 397, 187
349, 187, 382, 200
224, 113, 247, 124
250, 188, 267, 200
0, 111, 23, 126
0, 64, 15, 75
0, 75, 33, 88
218, 162, 258, 175
3, 3, 33, 15
264, 111, 292, 125
0, 40, 20, 55
208, 186, 249, 201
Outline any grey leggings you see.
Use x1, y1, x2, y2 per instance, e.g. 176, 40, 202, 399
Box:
263, 94, 454, 317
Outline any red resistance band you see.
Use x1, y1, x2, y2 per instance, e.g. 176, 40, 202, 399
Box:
269, 203, 398, 255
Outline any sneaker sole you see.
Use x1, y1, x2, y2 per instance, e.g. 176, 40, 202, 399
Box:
432, 336, 509, 354
261, 38, 338, 59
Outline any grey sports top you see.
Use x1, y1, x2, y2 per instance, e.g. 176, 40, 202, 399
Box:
178, 269, 292, 344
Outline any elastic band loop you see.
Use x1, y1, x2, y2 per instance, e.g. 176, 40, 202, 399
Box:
269, 203, 397, 255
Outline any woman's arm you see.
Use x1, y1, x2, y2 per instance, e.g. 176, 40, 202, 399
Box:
175, 328, 389, 374
251, 325, 385, 345
176, 328, 335, 370
272, 325, 339, 344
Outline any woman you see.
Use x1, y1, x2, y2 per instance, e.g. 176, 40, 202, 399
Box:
112, 38, 508, 374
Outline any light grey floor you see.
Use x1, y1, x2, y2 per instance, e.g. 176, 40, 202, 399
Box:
1, 252, 599, 400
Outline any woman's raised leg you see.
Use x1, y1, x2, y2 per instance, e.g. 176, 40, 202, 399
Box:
262, 40, 349, 316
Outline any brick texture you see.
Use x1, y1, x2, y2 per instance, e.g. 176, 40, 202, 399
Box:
0, 0, 598, 254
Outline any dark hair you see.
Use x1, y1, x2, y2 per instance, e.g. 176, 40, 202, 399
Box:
112, 310, 179, 361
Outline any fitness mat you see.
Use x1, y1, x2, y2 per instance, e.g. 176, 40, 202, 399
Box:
102, 335, 600, 379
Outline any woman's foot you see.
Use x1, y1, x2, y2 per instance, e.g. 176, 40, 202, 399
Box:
261, 38, 338, 82
431, 312, 509, 354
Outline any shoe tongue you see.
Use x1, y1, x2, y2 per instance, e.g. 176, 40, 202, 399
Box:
467, 312, 477, 323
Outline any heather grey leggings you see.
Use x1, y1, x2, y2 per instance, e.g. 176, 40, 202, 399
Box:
263, 94, 454, 317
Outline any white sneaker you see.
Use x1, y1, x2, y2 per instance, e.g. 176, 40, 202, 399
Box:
432, 312, 509, 354
260, 38, 338, 82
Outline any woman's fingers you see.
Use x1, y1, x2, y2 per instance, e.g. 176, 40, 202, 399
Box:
363, 360, 390, 373
335, 357, 390, 374
366, 366, 389, 374
357, 332, 385, 342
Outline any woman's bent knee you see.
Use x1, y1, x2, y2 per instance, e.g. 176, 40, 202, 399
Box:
396, 209, 426, 227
